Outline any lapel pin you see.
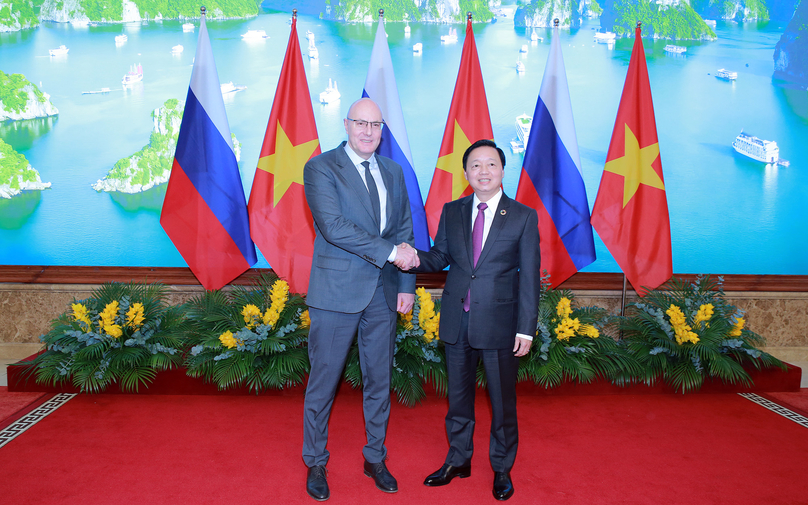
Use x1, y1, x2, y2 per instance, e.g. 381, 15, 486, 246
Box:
500, 209, 507, 215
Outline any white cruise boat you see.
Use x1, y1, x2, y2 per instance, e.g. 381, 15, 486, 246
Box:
171, 45, 184, 54
531, 29, 541, 42
594, 32, 616, 43
49, 45, 69, 56
515, 113, 532, 149
122, 63, 143, 86
115, 34, 128, 44
441, 27, 458, 43
220, 82, 247, 94
319, 79, 340, 104
413, 42, 423, 53
732, 131, 779, 164
307, 31, 318, 59
516, 61, 525, 73
520, 44, 528, 53
404, 22, 411, 36
664, 44, 686, 54
716, 68, 737, 80
510, 140, 524, 153
242, 29, 268, 40
705, 19, 717, 27
182, 23, 194, 32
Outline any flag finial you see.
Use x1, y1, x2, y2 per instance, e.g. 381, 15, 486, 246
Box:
379, 8, 384, 17
467, 12, 472, 21
200, 5, 205, 16
554, 18, 559, 27
635, 21, 641, 37
293, 9, 297, 20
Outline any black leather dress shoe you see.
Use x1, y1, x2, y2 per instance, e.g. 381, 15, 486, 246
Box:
363, 460, 398, 493
306, 465, 329, 501
423, 463, 472, 486
493, 472, 514, 501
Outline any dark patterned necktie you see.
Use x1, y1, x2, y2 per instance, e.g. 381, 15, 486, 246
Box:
362, 160, 381, 230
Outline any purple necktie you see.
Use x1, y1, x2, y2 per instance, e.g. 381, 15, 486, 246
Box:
464, 202, 488, 312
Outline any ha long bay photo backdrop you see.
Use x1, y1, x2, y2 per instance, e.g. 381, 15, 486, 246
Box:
1, 0, 806, 276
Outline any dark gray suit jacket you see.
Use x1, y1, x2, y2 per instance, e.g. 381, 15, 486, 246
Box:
415, 193, 541, 349
303, 142, 416, 313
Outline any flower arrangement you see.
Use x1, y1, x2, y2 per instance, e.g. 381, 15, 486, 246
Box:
29, 282, 185, 392
344, 287, 446, 407
183, 272, 310, 393
519, 283, 638, 388
619, 275, 785, 392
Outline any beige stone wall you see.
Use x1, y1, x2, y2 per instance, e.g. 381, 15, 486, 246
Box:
2, 283, 806, 356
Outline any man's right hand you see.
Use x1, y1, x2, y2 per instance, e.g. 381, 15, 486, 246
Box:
394, 243, 419, 270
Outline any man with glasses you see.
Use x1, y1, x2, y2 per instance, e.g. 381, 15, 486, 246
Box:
301, 98, 419, 501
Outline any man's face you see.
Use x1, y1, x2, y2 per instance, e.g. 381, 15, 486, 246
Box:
344, 100, 383, 159
464, 146, 504, 201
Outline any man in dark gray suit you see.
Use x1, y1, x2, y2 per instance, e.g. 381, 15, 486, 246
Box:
301, 98, 419, 501
402, 139, 541, 501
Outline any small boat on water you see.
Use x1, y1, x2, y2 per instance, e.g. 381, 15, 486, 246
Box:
515, 113, 532, 149
220, 82, 247, 95
182, 23, 194, 32
413, 42, 423, 53
319, 79, 340, 104
82, 87, 111, 95
732, 131, 781, 164
664, 44, 686, 54
115, 34, 128, 44
705, 19, 717, 27
122, 63, 143, 86
307, 30, 318, 59
171, 45, 184, 54
716, 68, 737, 80
404, 22, 411, 36
49, 45, 69, 56
242, 29, 268, 40
594, 32, 616, 43
530, 29, 542, 42
510, 140, 524, 154
520, 44, 528, 53
516, 61, 525, 73
441, 27, 458, 43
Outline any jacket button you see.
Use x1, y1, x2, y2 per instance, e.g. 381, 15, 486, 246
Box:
471, 275, 476, 279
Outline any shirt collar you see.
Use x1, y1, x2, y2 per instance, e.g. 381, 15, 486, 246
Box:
473, 189, 503, 214
344, 143, 375, 170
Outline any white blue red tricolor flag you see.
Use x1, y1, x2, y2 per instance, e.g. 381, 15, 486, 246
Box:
161, 10, 257, 290
515, 26, 596, 287
363, 12, 429, 250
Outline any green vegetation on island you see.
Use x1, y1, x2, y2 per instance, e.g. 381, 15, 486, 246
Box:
0, 0, 40, 31
690, 0, 769, 22
608, 0, 716, 40
38, 0, 259, 22
328, 0, 492, 23
0, 71, 49, 118
0, 138, 50, 199
95, 98, 241, 193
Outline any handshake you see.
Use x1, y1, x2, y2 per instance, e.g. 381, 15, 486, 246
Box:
394, 243, 420, 271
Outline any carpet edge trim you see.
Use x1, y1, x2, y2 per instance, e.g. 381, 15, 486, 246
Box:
738, 392, 808, 429
0, 393, 76, 448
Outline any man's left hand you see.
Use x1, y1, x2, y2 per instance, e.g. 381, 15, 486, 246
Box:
513, 336, 532, 357
397, 293, 415, 314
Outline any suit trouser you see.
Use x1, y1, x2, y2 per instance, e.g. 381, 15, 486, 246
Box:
444, 310, 519, 473
302, 282, 396, 467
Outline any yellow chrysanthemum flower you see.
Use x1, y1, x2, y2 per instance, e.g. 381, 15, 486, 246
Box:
693, 303, 714, 328
556, 297, 572, 319
71, 303, 93, 330
219, 330, 238, 349
666, 305, 699, 345
242, 304, 262, 329
99, 301, 122, 337
416, 287, 440, 341
126, 302, 145, 329
729, 317, 745, 337
300, 310, 310, 329
263, 280, 289, 328
579, 324, 600, 339
554, 317, 580, 341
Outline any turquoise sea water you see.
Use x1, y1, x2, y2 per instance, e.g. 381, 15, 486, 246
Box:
0, 9, 806, 275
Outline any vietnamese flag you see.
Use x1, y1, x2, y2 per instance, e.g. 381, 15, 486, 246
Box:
590, 24, 672, 295
248, 12, 320, 294
423, 14, 493, 239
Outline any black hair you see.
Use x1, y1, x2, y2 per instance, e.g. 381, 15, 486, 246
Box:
462, 139, 506, 171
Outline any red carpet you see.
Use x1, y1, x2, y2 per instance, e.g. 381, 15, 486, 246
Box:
761, 390, 808, 418
0, 386, 49, 430
1, 389, 807, 504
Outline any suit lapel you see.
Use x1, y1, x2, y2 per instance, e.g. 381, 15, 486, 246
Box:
475, 194, 511, 269
376, 154, 394, 233
337, 142, 377, 224
459, 195, 475, 269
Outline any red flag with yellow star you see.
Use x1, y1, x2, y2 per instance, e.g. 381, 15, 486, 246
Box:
248, 13, 320, 294
423, 15, 493, 239
590, 24, 672, 294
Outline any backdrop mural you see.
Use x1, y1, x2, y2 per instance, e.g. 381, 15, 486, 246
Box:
1, 0, 806, 276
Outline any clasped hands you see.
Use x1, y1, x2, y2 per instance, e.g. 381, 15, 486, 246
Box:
394, 242, 419, 271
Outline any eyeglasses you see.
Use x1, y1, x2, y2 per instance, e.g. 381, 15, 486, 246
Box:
346, 118, 385, 131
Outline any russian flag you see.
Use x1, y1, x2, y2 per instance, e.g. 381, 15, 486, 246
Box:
160, 11, 257, 290
515, 27, 596, 287
362, 12, 430, 250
